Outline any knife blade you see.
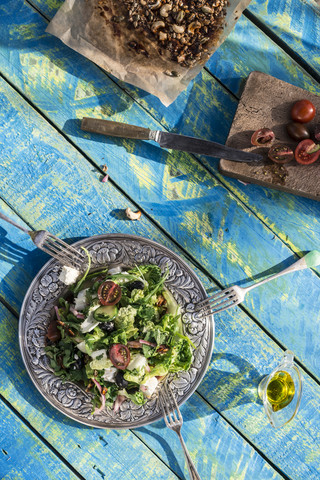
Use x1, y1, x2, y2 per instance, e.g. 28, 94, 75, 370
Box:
81, 118, 263, 163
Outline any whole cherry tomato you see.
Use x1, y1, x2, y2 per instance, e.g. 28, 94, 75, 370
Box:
291, 99, 316, 123
295, 139, 320, 165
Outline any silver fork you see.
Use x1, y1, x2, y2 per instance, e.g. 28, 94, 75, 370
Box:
159, 383, 202, 480
0, 212, 87, 270
195, 250, 320, 317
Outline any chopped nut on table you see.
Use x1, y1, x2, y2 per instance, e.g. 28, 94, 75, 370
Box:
125, 207, 142, 220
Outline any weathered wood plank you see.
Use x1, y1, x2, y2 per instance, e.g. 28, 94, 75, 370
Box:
0, 402, 80, 480
0, 85, 319, 479
1, 2, 320, 477
1, 0, 320, 385
247, 0, 320, 76
207, 14, 320, 99
2, 211, 320, 479
0, 202, 41, 314
0, 301, 284, 480
0, 310, 180, 479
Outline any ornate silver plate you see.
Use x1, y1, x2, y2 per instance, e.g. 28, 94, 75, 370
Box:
19, 234, 214, 428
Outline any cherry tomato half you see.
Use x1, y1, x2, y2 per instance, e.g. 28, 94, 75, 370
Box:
98, 281, 122, 305
291, 99, 316, 124
295, 139, 320, 165
251, 128, 275, 147
268, 144, 294, 164
109, 344, 130, 370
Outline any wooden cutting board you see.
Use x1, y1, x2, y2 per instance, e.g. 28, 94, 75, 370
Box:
219, 71, 320, 201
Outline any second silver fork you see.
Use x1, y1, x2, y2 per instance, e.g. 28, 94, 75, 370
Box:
159, 383, 202, 480
195, 250, 320, 317
0, 212, 86, 270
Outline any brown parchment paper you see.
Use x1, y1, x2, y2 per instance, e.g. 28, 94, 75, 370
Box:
46, 0, 251, 106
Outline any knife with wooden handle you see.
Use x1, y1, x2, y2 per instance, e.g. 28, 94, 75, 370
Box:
81, 117, 263, 163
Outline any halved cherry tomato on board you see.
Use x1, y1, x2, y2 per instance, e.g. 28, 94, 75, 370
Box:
251, 128, 275, 147
268, 144, 294, 164
295, 139, 320, 165
109, 344, 130, 370
291, 99, 316, 124
98, 281, 122, 305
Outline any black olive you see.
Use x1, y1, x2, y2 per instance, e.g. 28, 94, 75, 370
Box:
99, 321, 115, 333
126, 385, 139, 394
127, 280, 144, 292
64, 291, 75, 304
115, 371, 129, 388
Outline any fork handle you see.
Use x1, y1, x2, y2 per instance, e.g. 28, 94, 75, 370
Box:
245, 250, 320, 293
0, 212, 30, 234
176, 431, 202, 480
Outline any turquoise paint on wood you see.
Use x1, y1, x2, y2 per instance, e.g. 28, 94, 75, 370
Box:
1, 0, 320, 385
0, 140, 319, 477
0, 0, 319, 478
0, 305, 180, 479
0, 201, 42, 314
0, 302, 286, 480
0, 84, 291, 478
1, 66, 320, 389
248, 0, 320, 76
207, 14, 320, 98
2, 225, 320, 479
0, 403, 79, 480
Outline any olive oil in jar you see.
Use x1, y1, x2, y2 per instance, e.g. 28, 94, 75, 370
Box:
266, 370, 295, 412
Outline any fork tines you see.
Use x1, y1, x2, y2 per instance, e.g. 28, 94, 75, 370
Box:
195, 289, 238, 317
34, 231, 86, 270
159, 383, 182, 428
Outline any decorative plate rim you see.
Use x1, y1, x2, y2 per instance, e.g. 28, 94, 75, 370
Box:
19, 233, 214, 429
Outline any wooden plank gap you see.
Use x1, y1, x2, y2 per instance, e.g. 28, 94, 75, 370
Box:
129, 429, 183, 479
203, 67, 239, 101
0, 392, 86, 480
25, 0, 51, 22
0, 295, 19, 319
233, 301, 320, 388
194, 389, 292, 480
243, 9, 320, 85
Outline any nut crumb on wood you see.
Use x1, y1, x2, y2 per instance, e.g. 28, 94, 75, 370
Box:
125, 207, 142, 220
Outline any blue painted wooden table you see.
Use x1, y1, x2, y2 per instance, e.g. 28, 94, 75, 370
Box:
1, 0, 320, 478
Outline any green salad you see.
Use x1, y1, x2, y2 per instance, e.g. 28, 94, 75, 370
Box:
45, 264, 194, 414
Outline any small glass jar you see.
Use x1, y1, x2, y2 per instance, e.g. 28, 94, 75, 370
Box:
258, 350, 302, 428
